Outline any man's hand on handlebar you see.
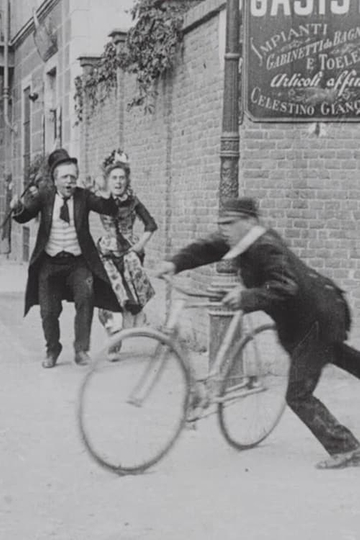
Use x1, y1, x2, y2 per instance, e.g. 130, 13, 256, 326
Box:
155, 261, 176, 278
222, 286, 243, 310
155, 263, 243, 308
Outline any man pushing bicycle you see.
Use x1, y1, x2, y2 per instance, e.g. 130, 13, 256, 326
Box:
156, 197, 360, 470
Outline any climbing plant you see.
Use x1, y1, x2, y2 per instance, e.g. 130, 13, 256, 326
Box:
26, 153, 51, 188
74, 41, 119, 123
74, 0, 202, 121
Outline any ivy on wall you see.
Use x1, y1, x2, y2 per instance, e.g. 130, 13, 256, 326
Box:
74, 41, 119, 123
74, 0, 202, 121
27, 153, 51, 189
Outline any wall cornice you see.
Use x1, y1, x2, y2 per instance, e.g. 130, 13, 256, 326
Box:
10, 0, 61, 49
183, 0, 226, 34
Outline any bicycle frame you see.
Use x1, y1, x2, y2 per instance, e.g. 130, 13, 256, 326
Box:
168, 283, 269, 414
107, 277, 265, 417
124, 296, 210, 408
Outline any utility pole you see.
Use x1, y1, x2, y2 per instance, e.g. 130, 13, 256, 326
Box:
208, 0, 241, 364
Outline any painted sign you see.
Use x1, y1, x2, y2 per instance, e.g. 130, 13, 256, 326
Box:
244, 0, 360, 121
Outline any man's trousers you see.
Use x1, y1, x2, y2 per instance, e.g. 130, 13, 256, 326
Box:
285, 324, 360, 455
38, 254, 94, 355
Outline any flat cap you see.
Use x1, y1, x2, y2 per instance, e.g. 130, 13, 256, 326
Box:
218, 197, 259, 222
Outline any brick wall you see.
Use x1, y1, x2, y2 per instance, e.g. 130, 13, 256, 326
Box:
78, 0, 360, 345
80, 1, 225, 346
240, 119, 360, 317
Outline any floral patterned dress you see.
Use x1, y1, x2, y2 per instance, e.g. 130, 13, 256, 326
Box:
97, 193, 157, 330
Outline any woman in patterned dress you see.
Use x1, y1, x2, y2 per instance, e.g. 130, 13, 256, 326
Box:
97, 153, 157, 360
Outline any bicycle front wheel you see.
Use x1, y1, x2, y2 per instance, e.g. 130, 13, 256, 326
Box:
78, 329, 190, 475
218, 324, 290, 450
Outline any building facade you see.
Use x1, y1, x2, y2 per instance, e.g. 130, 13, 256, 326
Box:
0, 0, 132, 259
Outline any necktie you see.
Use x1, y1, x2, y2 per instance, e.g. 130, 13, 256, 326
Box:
60, 197, 70, 224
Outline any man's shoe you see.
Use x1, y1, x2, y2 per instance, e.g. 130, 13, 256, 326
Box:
74, 351, 91, 366
316, 447, 360, 470
42, 354, 57, 369
42, 345, 62, 369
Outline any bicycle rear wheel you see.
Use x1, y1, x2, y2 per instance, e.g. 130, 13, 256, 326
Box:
218, 324, 289, 450
78, 329, 190, 475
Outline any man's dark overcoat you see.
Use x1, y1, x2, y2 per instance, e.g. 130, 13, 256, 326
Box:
170, 229, 351, 347
13, 186, 121, 315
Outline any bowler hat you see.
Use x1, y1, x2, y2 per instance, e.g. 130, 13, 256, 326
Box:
218, 197, 259, 222
48, 148, 78, 178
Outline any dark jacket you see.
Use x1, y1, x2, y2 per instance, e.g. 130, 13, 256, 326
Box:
170, 229, 351, 347
13, 186, 121, 315
113, 194, 158, 236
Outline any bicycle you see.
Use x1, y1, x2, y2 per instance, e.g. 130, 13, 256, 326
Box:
78, 276, 290, 476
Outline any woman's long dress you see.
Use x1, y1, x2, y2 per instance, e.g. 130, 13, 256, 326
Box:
97, 194, 157, 333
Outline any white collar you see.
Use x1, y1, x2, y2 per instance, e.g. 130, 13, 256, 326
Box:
222, 225, 267, 260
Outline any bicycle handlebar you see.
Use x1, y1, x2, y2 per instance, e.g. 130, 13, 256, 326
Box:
161, 274, 225, 300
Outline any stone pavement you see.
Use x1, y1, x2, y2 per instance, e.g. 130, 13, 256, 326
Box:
1, 257, 360, 540
0, 257, 28, 293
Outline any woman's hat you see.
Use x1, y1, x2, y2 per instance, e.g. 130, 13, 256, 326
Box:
48, 148, 78, 178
